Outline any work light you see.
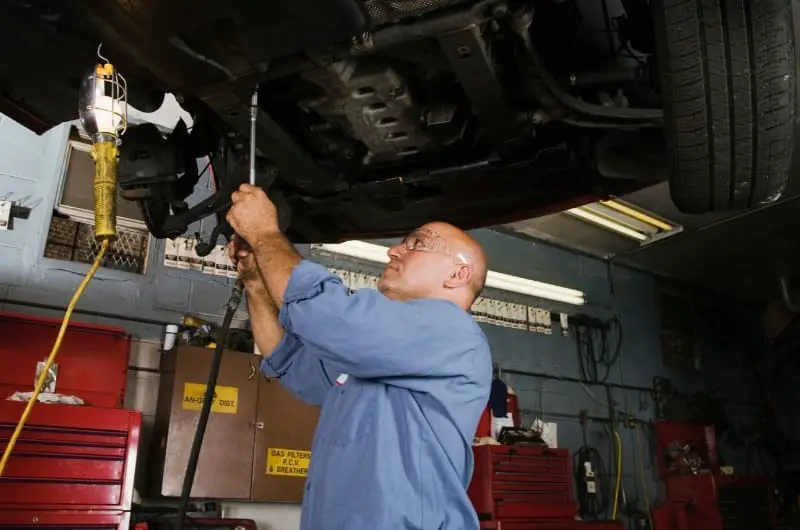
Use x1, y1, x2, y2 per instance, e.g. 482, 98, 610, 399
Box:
77, 48, 128, 241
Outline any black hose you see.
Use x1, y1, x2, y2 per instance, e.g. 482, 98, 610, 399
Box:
574, 317, 623, 385
175, 280, 244, 530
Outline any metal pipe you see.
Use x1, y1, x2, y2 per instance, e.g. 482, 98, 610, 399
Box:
249, 89, 258, 186
1, 298, 172, 327
501, 367, 756, 407
351, 0, 508, 54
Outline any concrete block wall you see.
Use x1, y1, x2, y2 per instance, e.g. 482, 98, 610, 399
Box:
0, 112, 762, 528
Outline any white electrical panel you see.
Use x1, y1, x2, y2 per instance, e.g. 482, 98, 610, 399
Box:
162, 237, 238, 277
176, 238, 192, 270
164, 238, 180, 269
202, 247, 216, 272
213, 245, 229, 276
471, 297, 488, 323
527, 307, 540, 333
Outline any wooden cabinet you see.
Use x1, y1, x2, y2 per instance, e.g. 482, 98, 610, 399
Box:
252, 377, 320, 502
150, 345, 319, 502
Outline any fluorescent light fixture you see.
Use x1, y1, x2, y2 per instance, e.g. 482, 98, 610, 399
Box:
566, 207, 648, 241
311, 241, 586, 305
565, 198, 682, 244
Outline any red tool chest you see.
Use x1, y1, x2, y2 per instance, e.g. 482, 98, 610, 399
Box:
0, 400, 141, 510
651, 422, 775, 530
469, 445, 576, 526
0, 310, 130, 408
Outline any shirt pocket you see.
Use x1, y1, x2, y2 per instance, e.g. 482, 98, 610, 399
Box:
321, 376, 374, 446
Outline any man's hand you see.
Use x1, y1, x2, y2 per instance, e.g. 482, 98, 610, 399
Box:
226, 183, 280, 248
227, 236, 262, 287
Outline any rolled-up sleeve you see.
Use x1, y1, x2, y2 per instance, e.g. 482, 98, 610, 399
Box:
261, 331, 334, 406
278, 260, 482, 381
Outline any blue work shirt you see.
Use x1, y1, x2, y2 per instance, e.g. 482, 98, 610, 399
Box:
260, 260, 492, 530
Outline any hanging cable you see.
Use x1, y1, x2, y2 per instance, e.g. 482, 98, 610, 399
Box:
611, 429, 623, 519
634, 425, 654, 530
0, 240, 110, 476
574, 316, 623, 384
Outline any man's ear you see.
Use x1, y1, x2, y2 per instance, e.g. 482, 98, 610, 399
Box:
444, 264, 472, 289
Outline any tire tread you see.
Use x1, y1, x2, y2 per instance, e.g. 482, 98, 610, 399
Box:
656, 0, 795, 213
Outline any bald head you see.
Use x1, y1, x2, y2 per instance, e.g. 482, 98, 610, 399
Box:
378, 221, 488, 310
423, 222, 488, 301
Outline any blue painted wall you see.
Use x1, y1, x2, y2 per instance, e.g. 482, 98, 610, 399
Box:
0, 112, 764, 519
0, 115, 245, 338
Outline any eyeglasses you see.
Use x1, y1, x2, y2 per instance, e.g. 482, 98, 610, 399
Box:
398, 228, 469, 265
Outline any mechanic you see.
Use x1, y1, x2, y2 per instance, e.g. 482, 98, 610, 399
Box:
226, 183, 492, 529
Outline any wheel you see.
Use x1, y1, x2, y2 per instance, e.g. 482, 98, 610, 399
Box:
654, 0, 796, 213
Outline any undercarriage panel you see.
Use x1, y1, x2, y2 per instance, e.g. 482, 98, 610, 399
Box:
302, 61, 435, 163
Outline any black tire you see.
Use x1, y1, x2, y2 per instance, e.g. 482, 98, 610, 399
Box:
654, 0, 796, 213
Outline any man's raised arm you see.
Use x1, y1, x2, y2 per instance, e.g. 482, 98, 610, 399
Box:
230, 240, 333, 406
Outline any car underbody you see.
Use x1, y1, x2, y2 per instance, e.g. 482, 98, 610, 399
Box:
1, 0, 795, 246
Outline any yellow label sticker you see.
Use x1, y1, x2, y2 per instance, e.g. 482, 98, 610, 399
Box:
266, 447, 311, 477
182, 383, 239, 414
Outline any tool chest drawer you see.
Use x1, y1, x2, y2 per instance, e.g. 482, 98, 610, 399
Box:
0, 401, 140, 509
0, 510, 131, 529
469, 445, 577, 522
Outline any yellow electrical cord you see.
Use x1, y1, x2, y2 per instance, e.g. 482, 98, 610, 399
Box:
0, 239, 110, 477
611, 429, 623, 519
634, 424, 654, 530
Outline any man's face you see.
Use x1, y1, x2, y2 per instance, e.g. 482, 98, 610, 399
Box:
377, 227, 459, 300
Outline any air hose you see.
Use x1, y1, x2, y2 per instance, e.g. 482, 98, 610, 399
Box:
174, 87, 259, 530
174, 280, 244, 529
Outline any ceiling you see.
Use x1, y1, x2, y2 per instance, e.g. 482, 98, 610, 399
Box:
502, 181, 800, 304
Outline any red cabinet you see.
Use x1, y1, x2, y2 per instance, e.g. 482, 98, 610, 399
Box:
0, 310, 130, 408
469, 445, 576, 526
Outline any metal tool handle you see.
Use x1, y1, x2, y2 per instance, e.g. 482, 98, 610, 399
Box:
249, 89, 258, 186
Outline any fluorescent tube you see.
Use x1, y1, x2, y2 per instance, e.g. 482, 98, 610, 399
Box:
566, 208, 649, 241
564, 199, 681, 243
